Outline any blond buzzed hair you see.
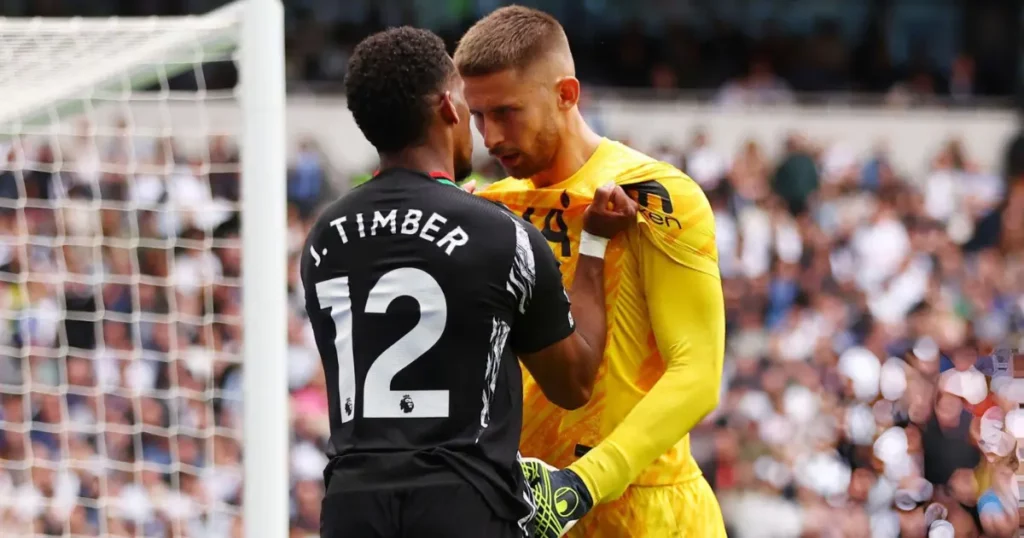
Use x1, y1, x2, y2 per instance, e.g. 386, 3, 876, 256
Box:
455, 5, 570, 77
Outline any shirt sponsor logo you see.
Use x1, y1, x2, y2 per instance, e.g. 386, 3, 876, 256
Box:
623, 181, 681, 230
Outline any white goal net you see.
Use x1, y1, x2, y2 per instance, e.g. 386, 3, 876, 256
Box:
0, 2, 288, 536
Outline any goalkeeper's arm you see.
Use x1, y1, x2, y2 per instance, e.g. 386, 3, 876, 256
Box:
568, 233, 726, 503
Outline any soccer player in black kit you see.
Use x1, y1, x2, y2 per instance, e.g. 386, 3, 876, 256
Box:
301, 27, 636, 538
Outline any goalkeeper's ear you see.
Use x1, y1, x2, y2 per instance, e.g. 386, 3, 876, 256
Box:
555, 76, 581, 111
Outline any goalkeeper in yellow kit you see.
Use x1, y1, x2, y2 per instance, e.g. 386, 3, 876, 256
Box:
455, 6, 727, 538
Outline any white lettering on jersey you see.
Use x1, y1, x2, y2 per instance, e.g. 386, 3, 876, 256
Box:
436, 227, 468, 256
419, 213, 446, 241
371, 210, 397, 235
356, 213, 366, 238
401, 209, 423, 235
325, 209, 469, 256
330, 216, 348, 243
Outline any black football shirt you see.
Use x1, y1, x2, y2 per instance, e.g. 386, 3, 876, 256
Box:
300, 168, 574, 523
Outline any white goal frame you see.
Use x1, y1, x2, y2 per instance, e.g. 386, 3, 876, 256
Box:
238, 1, 288, 537
0, 1, 289, 536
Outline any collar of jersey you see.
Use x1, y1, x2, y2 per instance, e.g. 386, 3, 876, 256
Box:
372, 167, 457, 188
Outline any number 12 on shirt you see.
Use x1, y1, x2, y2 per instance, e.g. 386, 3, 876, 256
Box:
315, 267, 450, 421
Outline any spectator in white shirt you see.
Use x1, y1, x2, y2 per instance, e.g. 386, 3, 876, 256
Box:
686, 129, 728, 191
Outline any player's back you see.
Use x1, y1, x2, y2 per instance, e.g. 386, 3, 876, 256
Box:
301, 168, 557, 524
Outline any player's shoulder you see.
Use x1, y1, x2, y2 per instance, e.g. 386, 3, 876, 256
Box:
301, 192, 351, 274
445, 184, 528, 230
581, 140, 692, 192
306, 186, 360, 242
474, 198, 543, 252
599, 142, 704, 212
315, 173, 524, 244
610, 144, 718, 274
602, 141, 689, 184
470, 183, 547, 242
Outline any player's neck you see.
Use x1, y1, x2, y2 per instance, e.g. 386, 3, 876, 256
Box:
531, 112, 603, 189
378, 145, 453, 180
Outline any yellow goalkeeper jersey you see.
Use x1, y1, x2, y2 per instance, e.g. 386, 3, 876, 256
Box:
479, 139, 725, 503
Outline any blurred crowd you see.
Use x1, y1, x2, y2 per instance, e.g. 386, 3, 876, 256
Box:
3, 104, 1024, 538
2, 110, 1023, 538
675, 131, 1024, 537
0, 119, 329, 537
291, 21, 1013, 111
282, 2, 1019, 106
8, 0, 1020, 106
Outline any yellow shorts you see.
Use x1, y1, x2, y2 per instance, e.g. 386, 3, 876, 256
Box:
566, 476, 725, 538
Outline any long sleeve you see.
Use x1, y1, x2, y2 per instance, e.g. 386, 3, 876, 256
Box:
568, 233, 726, 503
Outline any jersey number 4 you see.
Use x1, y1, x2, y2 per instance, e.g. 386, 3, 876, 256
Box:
316, 268, 449, 422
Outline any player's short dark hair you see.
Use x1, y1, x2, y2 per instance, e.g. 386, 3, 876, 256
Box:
454, 6, 567, 77
345, 27, 454, 153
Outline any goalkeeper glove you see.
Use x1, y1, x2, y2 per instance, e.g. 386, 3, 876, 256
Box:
520, 457, 594, 538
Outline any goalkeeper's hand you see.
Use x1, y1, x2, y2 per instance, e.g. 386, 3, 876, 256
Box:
520, 457, 594, 538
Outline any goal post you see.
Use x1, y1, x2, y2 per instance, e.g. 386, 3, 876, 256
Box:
239, 2, 289, 538
0, 0, 288, 536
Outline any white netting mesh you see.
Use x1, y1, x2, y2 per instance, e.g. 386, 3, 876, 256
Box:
0, 5, 250, 537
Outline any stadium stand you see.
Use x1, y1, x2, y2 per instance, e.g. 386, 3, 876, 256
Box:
2, 116, 1021, 537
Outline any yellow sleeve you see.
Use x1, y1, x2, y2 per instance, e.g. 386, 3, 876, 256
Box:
568, 233, 726, 503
